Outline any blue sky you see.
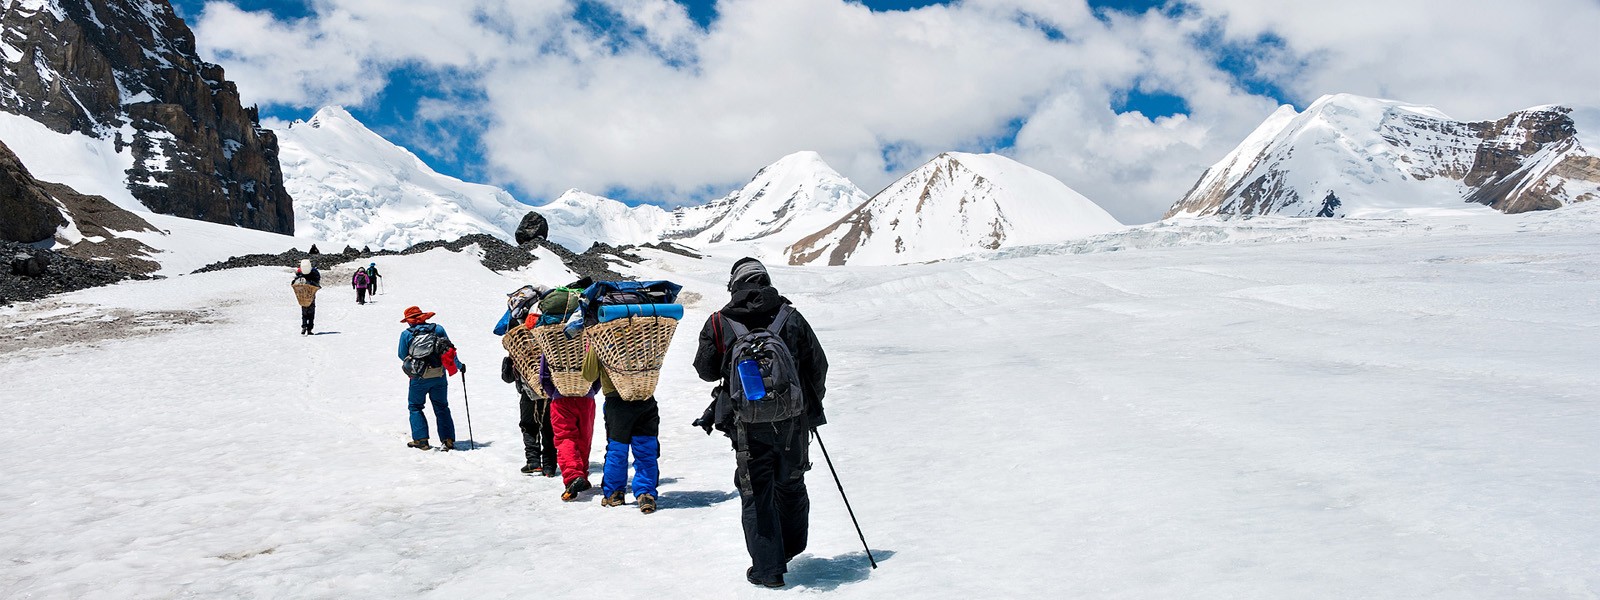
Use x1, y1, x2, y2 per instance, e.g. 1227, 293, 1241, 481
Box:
173, 0, 1296, 215
175, 0, 1598, 223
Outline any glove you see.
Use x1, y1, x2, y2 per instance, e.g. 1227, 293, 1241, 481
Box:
692, 417, 713, 435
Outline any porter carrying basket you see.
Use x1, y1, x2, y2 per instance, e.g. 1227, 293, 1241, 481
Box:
530, 323, 592, 397
584, 315, 679, 401
292, 283, 319, 307
501, 324, 543, 389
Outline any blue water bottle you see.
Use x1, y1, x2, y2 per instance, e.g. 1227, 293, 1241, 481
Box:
737, 359, 767, 401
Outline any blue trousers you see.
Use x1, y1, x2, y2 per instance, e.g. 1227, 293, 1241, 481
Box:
408, 376, 455, 441
604, 437, 660, 498
602, 396, 660, 498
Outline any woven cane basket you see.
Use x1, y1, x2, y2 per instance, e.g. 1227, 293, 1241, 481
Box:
292, 283, 319, 307
529, 323, 592, 397
501, 324, 544, 388
584, 315, 679, 401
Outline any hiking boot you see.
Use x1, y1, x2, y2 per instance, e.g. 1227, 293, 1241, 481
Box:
638, 493, 657, 514
746, 567, 784, 588
541, 461, 558, 477
407, 438, 431, 450
520, 462, 540, 475
561, 478, 591, 501
439, 439, 455, 452
601, 490, 626, 507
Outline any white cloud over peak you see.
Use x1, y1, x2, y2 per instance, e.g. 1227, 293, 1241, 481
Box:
192, 0, 1600, 224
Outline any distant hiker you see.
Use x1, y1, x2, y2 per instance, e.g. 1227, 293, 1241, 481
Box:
352, 268, 371, 304
693, 257, 829, 588
366, 263, 382, 294
584, 345, 662, 514
495, 285, 558, 477
292, 259, 322, 335
399, 306, 464, 451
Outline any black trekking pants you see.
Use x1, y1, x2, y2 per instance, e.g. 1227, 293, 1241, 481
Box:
518, 384, 557, 467
301, 304, 315, 331
736, 418, 811, 579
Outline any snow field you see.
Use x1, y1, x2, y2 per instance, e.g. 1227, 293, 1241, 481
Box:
3, 214, 1600, 597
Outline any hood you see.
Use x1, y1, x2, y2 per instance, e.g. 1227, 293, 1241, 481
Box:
721, 285, 788, 324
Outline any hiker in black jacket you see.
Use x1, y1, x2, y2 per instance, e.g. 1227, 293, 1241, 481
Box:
292, 259, 322, 335
692, 257, 828, 588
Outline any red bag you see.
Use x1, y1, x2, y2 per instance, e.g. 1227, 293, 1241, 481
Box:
442, 347, 460, 376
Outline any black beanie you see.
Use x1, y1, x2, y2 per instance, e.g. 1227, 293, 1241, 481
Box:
728, 257, 770, 289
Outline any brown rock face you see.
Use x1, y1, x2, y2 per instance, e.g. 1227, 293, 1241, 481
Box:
0, 139, 66, 243
0, 0, 293, 234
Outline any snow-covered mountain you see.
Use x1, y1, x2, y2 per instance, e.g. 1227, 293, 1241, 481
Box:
1168, 93, 1600, 218
531, 189, 670, 251
277, 107, 531, 251
663, 151, 867, 250
786, 152, 1124, 266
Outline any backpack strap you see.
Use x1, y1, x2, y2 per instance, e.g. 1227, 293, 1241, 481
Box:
766, 305, 793, 335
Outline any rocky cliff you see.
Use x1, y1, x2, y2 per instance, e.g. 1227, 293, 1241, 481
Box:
0, 0, 293, 233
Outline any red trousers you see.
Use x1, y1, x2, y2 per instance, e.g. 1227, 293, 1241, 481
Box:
549, 395, 596, 484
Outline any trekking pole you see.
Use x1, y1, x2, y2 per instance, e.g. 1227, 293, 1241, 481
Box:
461, 371, 476, 450
812, 428, 877, 569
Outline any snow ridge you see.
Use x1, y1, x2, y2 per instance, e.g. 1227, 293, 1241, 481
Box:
278, 106, 532, 251
787, 152, 1124, 266
663, 150, 867, 249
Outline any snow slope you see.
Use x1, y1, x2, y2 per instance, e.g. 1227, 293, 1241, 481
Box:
0, 110, 139, 211
788, 152, 1124, 266
277, 107, 532, 251
6, 209, 1597, 597
664, 151, 867, 254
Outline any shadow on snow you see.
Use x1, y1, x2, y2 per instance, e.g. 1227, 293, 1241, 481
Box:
785, 549, 896, 591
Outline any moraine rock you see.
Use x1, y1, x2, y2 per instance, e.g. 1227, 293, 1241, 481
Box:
516, 211, 549, 245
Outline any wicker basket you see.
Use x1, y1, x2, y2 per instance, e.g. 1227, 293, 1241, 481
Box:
292, 283, 319, 307
529, 323, 592, 397
501, 324, 544, 390
584, 315, 679, 401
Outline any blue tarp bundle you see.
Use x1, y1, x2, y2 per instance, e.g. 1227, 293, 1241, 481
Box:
597, 303, 683, 323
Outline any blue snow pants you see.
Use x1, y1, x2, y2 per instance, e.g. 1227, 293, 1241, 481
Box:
408, 376, 456, 442
602, 395, 660, 498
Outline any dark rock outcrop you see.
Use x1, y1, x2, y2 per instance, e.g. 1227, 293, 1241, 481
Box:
0, 139, 66, 243
515, 211, 550, 245
0, 0, 293, 234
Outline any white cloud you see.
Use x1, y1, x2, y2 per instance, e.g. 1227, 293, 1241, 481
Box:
190, 0, 1600, 224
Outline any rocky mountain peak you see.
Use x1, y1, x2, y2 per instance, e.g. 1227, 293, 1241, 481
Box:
1167, 94, 1600, 219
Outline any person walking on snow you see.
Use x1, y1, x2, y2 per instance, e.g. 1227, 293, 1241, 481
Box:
495, 286, 558, 477
352, 268, 371, 304
292, 259, 321, 335
366, 263, 382, 295
399, 306, 464, 451
693, 257, 830, 588
584, 345, 662, 514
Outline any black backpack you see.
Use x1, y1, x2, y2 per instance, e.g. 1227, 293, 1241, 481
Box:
722, 306, 805, 424
402, 323, 452, 378
506, 285, 542, 324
